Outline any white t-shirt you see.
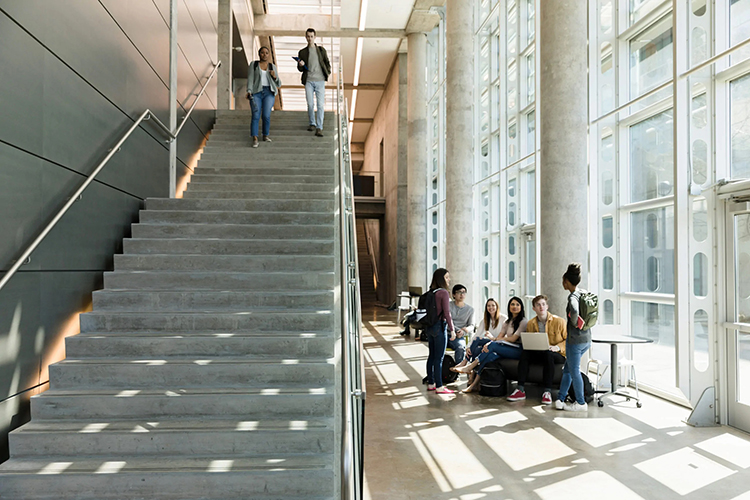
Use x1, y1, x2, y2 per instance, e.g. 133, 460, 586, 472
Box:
260, 68, 270, 87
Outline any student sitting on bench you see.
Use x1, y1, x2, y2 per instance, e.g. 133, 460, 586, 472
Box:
507, 294, 567, 405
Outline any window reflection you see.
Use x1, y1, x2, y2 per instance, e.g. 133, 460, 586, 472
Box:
730, 74, 750, 179
629, 16, 673, 99
630, 109, 674, 203
632, 208, 674, 294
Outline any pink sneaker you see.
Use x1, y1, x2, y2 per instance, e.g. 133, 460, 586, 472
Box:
435, 387, 456, 394
541, 391, 553, 404
507, 389, 526, 402
427, 384, 436, 391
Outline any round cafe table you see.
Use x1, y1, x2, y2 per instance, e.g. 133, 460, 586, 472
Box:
591, 333, 653, 408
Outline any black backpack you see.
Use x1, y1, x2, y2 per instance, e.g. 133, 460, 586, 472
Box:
479, 362, 507, 397
415, 289, 440, 329
421, 355, 459, 386
566, 372, 595, 404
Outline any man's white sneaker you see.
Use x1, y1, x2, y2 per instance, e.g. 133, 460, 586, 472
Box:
563, 402, 588, 412
554, 400, 565, 410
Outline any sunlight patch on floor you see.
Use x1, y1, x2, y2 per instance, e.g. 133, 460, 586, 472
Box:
534, 470, 645, 500
634, 447, 736, 496
417, 425, 494, 489
553, 417, 641, 448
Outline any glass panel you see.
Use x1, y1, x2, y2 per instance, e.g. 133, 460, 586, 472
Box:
631, 302, 679, 395
600, 0, 613, 33
694, 309, 709, 373
631, 207, 675, 294
603, 257, 614, 290
526, 170, 536, 223
629, 16, 673, 99
508, 119, 518, 162
731, 0, 750, 63
526, 0, 535, 44
738, 331, 750, 404
730, 74, 750, 179
603, 216, 614, 248
526, 52, 535, 105
508, 178, 517, 198
630, 109, 674, 203
526, 110, 536, 155
507, 0, 518, 54
736, 214, 750, 323
432, 246, 438, 260
693, 253, 708, 297
484, 262, 490, 280
483, 239, 489, 257
432, 228, 438, 243
692, 93, 707, 129
509, 235, 516, 255
602, 171, 614, 205
603, 299, 614, 324
509, 260, 516, 282
693, 198, 708, 242
630, 0, 665, 25
432, 211, 438, 224
692, 0, 707, 15
508, 203, 517, 227
691, 27, 707, 66
526, 239, 536, 296
692, 139, 708, 185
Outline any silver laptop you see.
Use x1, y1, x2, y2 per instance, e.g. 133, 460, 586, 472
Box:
520, 332, 550, 351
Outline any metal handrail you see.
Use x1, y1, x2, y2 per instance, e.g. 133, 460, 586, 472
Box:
337, 56, 365, 500
0, 62, 221, 294
363, 222, 380, 290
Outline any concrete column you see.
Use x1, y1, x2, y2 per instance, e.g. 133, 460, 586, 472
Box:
445, 2, 474, 289
217, 0, 233, 110
397, 52, 410, 295
539, 0, 589, 314
407, 32, 428, 291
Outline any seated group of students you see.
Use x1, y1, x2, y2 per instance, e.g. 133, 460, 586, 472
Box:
406, 264, 592, 412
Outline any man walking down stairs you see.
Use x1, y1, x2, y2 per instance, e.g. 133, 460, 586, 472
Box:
0, 110, 340, 499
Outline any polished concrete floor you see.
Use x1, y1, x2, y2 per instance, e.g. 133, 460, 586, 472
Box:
361, 306, 750, 500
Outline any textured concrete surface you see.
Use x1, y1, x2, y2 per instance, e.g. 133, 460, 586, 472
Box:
361, 306, 750, 500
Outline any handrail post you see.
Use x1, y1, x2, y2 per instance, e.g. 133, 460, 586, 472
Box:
168, 0, 179, 198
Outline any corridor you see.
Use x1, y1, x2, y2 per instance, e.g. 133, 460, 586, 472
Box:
361, 307, 750, 500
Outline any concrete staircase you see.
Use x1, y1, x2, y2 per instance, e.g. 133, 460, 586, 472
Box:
355, 220, 377, 306
0, 110, 340, 499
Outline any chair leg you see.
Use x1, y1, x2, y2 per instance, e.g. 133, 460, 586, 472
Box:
397, 309, 403, 325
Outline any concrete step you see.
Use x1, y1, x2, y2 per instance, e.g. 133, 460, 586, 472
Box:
188, 174, 336, 184
103, 270, 334, 291
144, 197, 335, 213
49, 358, 335, 390
0, 455, 333, 499
79, 310, 333, 333
207, 134, 334, 144
203, 144, 333, 153
186, 182, 334, 194
122, 238, 335, 256
9, 418, 334, 458
139, 209, 333, 226
198, 151, 334, 161
114, 254, 334, 272
31, 388, 334, 420
210, 127, 337, 137
194, 166, 334, 176
130, 223, 334, 240
66, 332, 334, 358
195, 158, 335, 168
182, 191, 332, 200
92, 290, 332, 311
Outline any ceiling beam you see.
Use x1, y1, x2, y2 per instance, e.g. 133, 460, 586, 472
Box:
249, 0, 265, 15
254, 14, 405, 38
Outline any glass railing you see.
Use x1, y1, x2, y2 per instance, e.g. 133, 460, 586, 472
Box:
335, 60, 366, 500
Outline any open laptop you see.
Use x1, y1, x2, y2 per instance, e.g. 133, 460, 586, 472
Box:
520, 332, 550, 351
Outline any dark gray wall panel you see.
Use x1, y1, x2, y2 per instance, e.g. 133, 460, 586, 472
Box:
0, 391, 35, 463
0, 274, 43, 400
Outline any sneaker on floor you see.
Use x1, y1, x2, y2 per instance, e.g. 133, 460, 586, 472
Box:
563, 402, 588, 412
252, 136, 259, 148
541, 391, 553, 405
507, 389, 526, 402
554, 399, 565, 410
263, 135, 272, 142
315, 128, 324, 137
308, 125, 316, 131
435, 387, 456, 394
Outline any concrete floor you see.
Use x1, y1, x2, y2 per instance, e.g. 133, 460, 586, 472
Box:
361, 306, 750, 500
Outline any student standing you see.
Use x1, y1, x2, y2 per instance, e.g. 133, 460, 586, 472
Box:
424, 268, 456, 394
555, 263, 592, 412
246, 47, 281, 148
507, 294, 567, 404
297, 28, 331, 137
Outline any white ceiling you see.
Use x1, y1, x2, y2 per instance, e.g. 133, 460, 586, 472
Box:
267, 0, 420, 143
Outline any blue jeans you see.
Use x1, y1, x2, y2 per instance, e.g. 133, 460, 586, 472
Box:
251, 86, 275, 137
426, 320, 448, 387
447, 336, 466, 364
475, 342, 522, 373
467, 338, 491, 362
558, 340, 591, 405
305, 80, 325, 129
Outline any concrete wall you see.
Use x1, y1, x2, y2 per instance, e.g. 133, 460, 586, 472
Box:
0, 0, 219, 463
363, 57, 408, 304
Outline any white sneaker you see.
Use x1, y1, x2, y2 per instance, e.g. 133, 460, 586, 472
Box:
563, 402, 588, 412
554, 400, 565, 410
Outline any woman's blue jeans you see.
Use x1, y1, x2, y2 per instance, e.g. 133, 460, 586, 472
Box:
558, 340, 591, 405
251, 86, 275, 137
475, 342, 522, 373
426, 320, 448, 387
467, 338, 491, 362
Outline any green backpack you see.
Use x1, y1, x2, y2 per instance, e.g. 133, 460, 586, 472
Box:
577, 290, 599, 330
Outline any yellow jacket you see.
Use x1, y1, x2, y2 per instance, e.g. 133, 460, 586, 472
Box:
526, 313, 567, 357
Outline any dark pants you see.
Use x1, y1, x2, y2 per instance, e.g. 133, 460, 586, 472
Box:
516, 350, 566, 392
426, 320, 448, 387
475, 342, 522, 373
467, 338, 492, 361
447, 336, 466, 364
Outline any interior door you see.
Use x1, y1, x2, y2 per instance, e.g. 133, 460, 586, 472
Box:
727, 208, 750, 433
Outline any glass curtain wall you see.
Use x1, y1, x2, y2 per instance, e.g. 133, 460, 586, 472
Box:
474, 0, 538, 310
427, 14, 447, 280
588, 0, 750, 402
